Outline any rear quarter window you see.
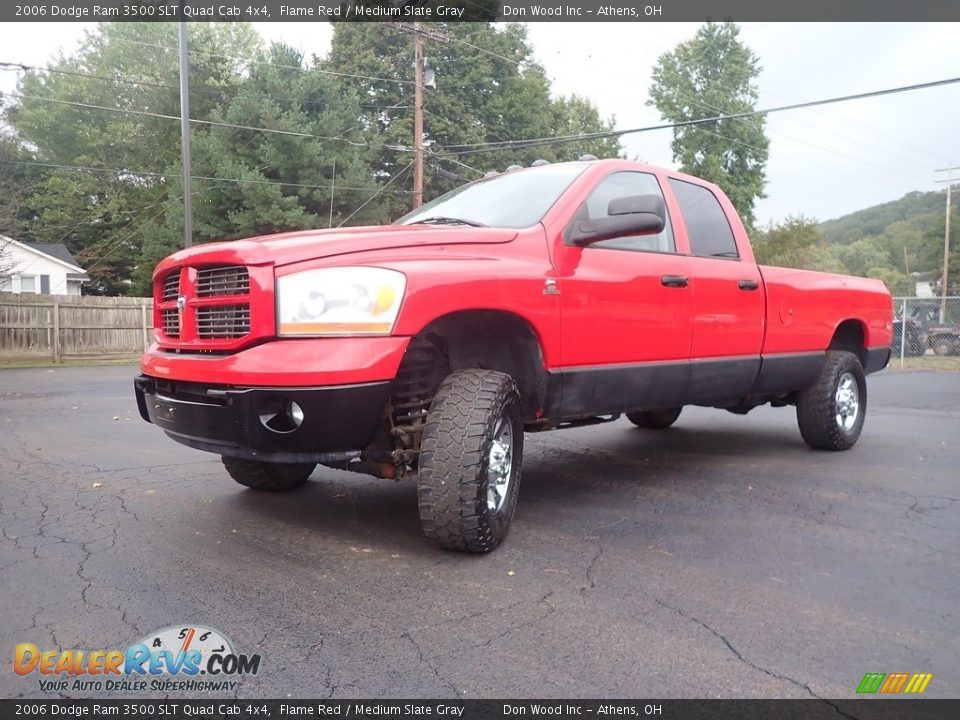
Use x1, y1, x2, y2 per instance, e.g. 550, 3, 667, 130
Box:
668, 178, 739, 259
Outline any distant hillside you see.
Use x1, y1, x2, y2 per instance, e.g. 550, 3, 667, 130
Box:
820, 189, 950, 246
753, 186, 958, 296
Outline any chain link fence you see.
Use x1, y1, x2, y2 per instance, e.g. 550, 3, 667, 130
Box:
891, 296, 960, 370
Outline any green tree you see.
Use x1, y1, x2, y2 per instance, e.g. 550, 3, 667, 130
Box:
549, 94, 624, 160
948, 246, 960, 295
324, 23, 620, 209
753, 216, 842, 272
132, 41, 385, 292
8, 21, 621, 294
648, 22, 769, 229
834, 236, 891, 277
0, 131, 39, 238
10, 22, 262, 293
866, 267, 912, 296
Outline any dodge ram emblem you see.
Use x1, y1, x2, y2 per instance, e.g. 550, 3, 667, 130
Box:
177, 295, 186, 313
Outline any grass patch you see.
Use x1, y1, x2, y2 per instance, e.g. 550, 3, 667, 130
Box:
887, 355, 960, 372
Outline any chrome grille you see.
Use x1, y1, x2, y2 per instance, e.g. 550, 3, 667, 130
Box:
162, 272, 180, 301
162, 308, 180, 338
196, 266, 250, 297
197, 305, 250, 339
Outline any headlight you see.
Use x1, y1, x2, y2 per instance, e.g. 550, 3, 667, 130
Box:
277, 267, 406, 336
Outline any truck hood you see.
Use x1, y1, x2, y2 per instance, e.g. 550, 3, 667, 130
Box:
161, 225, 519, 269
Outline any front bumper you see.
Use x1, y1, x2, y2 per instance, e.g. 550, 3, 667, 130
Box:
135, 376, 392, 463
141, 336, 410, 386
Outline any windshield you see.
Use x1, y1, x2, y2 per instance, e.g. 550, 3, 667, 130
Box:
396, 163, 589, 229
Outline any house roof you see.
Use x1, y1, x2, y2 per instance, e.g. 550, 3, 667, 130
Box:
0, 236, 86, 275
23, 242, 85, 270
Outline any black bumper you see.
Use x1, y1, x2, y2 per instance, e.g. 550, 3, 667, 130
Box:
135, 376, 392, 463
864, 346, 891, 374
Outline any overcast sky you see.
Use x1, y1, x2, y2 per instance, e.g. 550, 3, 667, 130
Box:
1, 21, 957, 225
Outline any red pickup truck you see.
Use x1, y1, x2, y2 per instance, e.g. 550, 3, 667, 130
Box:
135, 159, 892, 553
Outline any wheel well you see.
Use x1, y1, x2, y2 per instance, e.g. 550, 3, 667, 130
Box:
829, 320, 867, 366
413, 310, 549, 420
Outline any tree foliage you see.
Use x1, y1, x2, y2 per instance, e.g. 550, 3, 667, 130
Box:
325, 23, 621, 211
8, 22, 261, 293
648, 22, 769, 230
1, 21, 621, 295
0, 131, 37, 248
753, 217, 843, 273
820, 188, 958, 295
754, 193, 958, 298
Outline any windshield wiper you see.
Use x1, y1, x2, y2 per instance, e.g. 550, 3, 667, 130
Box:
414, 216, 487, 227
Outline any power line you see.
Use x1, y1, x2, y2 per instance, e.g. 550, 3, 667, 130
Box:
0, 159, 412, 195
0, 62, 413, 112
754, 77, 944, 168
0, 140, 190, 278
438, 75, 960, 156
83, 201, 183, 274
115, 32, 558, 94
430, 152, 484, 178
422, 107, 514, 149
114, 38, 416, 87
643, 64, 931, 184
337, 162, 414, 228
5, 92, 369, 147
387, 23, 537, 72
444, 35, 529, 69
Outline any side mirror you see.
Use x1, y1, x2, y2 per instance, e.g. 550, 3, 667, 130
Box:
568, 194, 666, 246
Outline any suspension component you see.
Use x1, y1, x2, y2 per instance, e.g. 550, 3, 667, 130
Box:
387, 336, 449, 478
328, 336, 448, 480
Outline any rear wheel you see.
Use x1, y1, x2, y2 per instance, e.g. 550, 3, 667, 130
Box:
221, 457, 316, 491
931, 337, 958, 356
626, 407, 682, 430
796, 351, 866, 451
417, 369, 524, 553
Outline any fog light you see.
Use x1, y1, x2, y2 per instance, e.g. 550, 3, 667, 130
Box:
287, 401, 304, 427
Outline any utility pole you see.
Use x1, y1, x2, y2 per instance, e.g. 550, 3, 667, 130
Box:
394, 22, 449, 210
935, 165, 956, 322
413, 23, 424, 209
177, 16, 193, 248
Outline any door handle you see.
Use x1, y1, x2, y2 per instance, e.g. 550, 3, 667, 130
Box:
738, 279, 760, 291
660, 275, 689, 288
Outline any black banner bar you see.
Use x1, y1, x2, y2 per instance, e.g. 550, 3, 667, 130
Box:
1, 700, 960, 720
2, 0, 959, 23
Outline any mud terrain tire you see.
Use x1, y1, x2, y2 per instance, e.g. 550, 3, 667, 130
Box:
417, 369, 524, 553
222, 457, 316, 491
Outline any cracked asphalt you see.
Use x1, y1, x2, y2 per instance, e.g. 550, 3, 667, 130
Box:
1, 365, 958, 700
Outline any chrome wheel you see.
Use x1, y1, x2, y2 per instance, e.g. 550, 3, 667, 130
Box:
486, 416, 514, 514
835, 371, 859, 432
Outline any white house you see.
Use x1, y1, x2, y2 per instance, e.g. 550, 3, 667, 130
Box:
0, 236, 89, 296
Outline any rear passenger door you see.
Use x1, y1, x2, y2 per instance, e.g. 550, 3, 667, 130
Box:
668, 178, 764, 404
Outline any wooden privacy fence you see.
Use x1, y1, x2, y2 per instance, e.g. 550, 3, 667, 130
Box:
0, 292, 153, 362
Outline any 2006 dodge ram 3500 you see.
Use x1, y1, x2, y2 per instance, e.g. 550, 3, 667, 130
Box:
135, 159, 893, 553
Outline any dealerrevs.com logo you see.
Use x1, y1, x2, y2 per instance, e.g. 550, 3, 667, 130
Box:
14, 624, 261, 693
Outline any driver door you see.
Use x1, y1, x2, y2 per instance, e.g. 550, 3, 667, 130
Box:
551, 171, 693, 417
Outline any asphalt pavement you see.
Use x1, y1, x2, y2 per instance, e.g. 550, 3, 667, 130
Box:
1, 365, 957, 699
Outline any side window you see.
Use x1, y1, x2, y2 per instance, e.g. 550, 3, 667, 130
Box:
668, 178, 739, 258
574, 172, 675, 253
20, 275, 37, 293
